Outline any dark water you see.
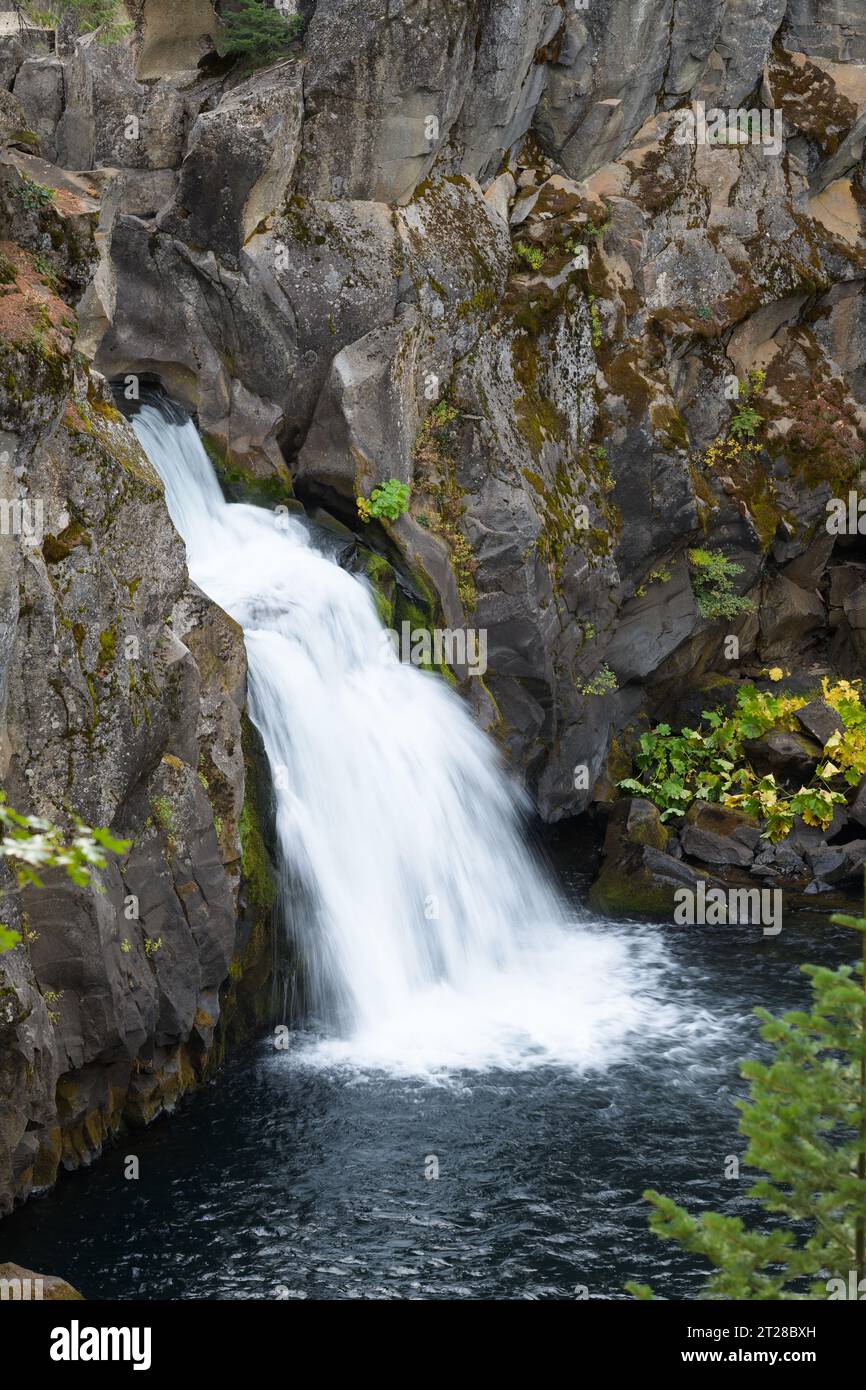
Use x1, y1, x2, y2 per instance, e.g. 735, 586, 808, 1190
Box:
0, 837, 853, 1301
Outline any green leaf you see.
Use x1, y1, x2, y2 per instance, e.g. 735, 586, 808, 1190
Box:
0, 923, 21, 954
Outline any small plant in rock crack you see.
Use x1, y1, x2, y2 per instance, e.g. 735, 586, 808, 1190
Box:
17, 177, 54, 212
729, 368, 766, 439
688, 547, 754, 621
357, 479, 410, 524
583, 202, 613, 240
514, 240, 545, 271
576, 664, 618, 697
42, 989, 64, 1026
588, 294, 603, 349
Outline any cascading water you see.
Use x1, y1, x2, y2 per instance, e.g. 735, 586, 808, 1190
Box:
132, 400, 677, 1076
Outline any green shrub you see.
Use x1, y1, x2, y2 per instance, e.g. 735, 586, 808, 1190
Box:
217, 0, 304, 65
688, 547, 754, 621
357, 479, 410, 524
577, 664, 618, 697
17, 177, 54, 212
33, 1, 131, 45
617, 679, 863, 838
514, 240, 545, 271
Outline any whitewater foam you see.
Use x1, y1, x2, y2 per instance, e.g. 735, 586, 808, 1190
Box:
133, 401, 680, 1075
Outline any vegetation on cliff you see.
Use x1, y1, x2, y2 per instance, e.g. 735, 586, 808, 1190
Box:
620, 679, 866, 841
217, 0, 304, 65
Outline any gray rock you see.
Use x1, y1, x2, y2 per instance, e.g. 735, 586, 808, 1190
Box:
161, 64, 304, 267
781, 0, 866, 61
744, 730, 825, 784
795, 698, 845, 746
807, 840, 866, 884
12, 57, 64, 164
849, 775, 866, 829
759, 574, 825, 658
681, 802, 761, 867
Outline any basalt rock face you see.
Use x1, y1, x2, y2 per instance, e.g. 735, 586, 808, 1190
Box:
0, 8, 865, 1200
2, 2, 865, 826
0, 127, 276, 1214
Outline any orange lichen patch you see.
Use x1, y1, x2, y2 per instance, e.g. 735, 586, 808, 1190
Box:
0, 240, 75, 354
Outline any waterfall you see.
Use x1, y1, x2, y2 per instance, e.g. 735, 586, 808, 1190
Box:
132, 400, 671, 1076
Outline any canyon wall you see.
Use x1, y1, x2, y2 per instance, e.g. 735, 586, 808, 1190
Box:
1, 0, 866, 1208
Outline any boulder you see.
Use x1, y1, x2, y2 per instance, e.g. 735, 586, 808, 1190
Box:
849, 775, 866, 829
161, 64, 304, 266
590, 839, 722, 919
11, 57, 63, 162
680, 802, 761, 867
589, 796, 729, 918
806, 840, 866, 885
758, 574, 825, 657
744, 729, 824, 783
794, 697, 845, 746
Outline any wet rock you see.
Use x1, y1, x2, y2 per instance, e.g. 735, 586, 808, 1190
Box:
589, 796, 722, 917
680, 802, 761, 867
806, 840, 866, 884
751, 841, 809, 880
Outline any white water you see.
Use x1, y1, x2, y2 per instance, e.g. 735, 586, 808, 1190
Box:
133, 403, 679, 1076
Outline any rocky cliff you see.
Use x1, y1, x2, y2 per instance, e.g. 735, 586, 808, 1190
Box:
0, 56, 276, 1214
2, 0, 866, 1209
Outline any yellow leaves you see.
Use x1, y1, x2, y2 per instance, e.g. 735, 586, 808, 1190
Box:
823, 726, 866, 780
821, 676, 860, 706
